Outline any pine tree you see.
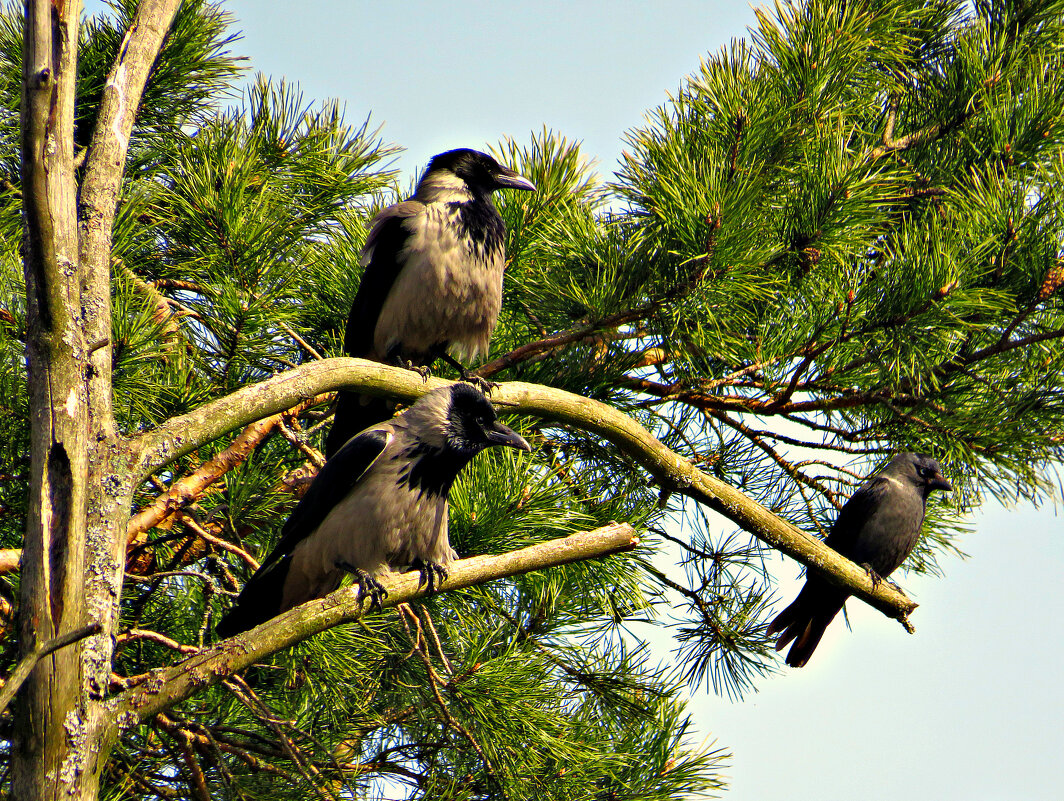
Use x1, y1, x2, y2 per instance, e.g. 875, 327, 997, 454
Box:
2, 0, 1063, 798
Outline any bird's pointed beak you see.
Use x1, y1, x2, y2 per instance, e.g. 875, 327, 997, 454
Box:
494, 167, 536, 192
929, 472, 952, 492
485, 420, 531, 452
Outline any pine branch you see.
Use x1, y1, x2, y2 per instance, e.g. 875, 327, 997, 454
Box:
105, 524, 640, 725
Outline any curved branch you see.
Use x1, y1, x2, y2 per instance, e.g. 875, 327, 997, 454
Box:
486, 381, 919, 625
105, 523, 640, 724
129, 357, 917, 625
132, 359, 400, 478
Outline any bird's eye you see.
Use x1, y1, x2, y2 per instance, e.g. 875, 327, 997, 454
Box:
918, 466, 932, 478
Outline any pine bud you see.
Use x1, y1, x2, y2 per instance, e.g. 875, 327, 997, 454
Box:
1038, 261, 1064, 300
935, 280, 958, 299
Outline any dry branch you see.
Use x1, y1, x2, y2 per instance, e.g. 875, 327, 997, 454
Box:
0, 623, 103, 717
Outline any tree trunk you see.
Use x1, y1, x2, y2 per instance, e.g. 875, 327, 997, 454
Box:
15, 1, 100, 797
14, 1, 177, 796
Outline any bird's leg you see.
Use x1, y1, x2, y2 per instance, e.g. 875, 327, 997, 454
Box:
859, 563, 884, 591
335, 561, 388, 610
408, 557, 449, 594
436, 351, 498, 394
404, 361, 432, 382
385, 345, 433, 382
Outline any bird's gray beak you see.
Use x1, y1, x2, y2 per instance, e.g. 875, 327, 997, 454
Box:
929, 473, 952, 492
485, 420, 531, 452
494, 167, 536, 192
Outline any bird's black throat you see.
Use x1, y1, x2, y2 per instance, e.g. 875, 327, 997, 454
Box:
448, 200, 505, 259
397, 442, 478, 499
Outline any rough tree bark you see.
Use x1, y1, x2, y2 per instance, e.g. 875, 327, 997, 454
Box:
15, 2, 182, 798
17, 1, 94, 796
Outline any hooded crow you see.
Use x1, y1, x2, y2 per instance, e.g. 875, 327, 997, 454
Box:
767, 452, 952, 667
217, 383, 531, 636
325, 148, 536, 459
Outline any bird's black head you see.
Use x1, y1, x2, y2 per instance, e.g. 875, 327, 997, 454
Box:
395, 385, 529, 500
425, 149, 536, 195
442, 383, 531, 455
890, 452, 953, 496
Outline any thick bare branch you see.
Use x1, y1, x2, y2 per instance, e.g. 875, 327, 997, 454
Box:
106, 524, 640, 723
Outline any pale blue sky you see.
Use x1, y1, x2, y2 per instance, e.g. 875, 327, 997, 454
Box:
88, 1, 1064, 797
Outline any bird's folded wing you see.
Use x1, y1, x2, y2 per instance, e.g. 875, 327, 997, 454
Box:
343, 201, 424, 357
823, 476, 891, 554
255, 428, 392, 573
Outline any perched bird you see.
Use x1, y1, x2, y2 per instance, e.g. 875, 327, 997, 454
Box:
325, 148, 536, 458
767, 453, 952, 667
217, 383, 530, 636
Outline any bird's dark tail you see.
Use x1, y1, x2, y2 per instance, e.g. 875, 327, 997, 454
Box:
766, 582, 847, 668
216, 556, 293, 638
324, 390, 397, 459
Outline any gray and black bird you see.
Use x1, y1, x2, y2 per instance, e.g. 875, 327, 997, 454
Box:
217, 383, 530, 636
325, 148, 536, 459
767, 453, 952, 667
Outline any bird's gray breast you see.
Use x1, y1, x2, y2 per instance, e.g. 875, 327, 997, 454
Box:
374, 204, 504, 362
849, 478, 926, 576
283, 457, 453, 608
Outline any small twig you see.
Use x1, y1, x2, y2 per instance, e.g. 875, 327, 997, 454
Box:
177, 513, 260, 572
396, 604, 428, 665
116, 628, 199, 656
224, 676, 338, 801
177, 728, 211, 801
423, 653, 506, 798
277, 416, 326, 469
279, 321, 324, 361
418, 606, 453, 676
0, 623, 103, 715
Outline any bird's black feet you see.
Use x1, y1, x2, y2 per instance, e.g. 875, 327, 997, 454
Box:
860, 563, 884, 590
459, 370, 498, 395
404, 361, 432, 382
408, 558, 448, 594
336, 561, 388, 610
435, 351, 498, 394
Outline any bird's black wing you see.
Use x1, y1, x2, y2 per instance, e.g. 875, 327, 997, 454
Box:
256, 428, 392, 572
823, 476, 892, 558
342, 201, 423, 357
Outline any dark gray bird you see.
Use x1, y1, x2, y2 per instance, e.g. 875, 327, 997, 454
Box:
325, 148, 536, 458
767, 453, 952, 667
217, 383, 530, 636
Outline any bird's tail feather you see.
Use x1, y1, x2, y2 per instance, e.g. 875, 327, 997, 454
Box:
767, 583, 846, 668
216, 556, 293, 638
